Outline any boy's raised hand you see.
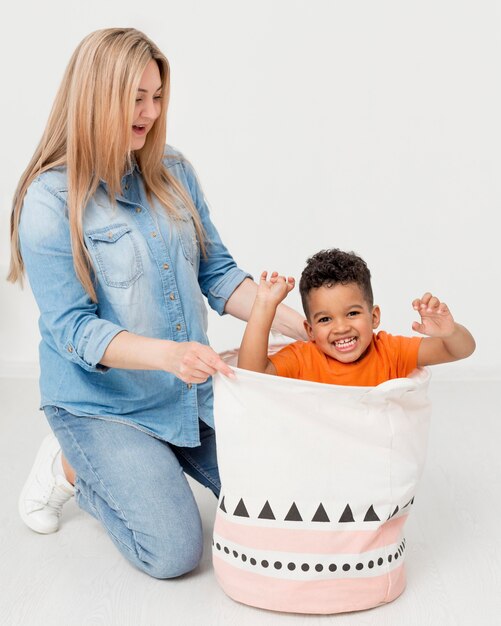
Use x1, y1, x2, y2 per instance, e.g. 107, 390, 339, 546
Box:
412, 292, 456, 337
257, 271, 295, 306
238, 271, 296, 374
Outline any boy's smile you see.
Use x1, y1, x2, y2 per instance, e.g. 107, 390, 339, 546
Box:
304, 283, 380, 363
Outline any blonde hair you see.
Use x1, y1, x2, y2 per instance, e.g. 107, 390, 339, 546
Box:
8, 27, 205, 302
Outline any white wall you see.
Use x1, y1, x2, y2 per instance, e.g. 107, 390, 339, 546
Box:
1, 0, 499, 380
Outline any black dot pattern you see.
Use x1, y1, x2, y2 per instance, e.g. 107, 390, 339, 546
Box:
213, 537, 407, 575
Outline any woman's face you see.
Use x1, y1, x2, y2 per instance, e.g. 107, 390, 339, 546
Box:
131, 59, 163, 151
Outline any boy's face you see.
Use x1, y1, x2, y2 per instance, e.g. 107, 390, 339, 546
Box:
304, 283, 380, 363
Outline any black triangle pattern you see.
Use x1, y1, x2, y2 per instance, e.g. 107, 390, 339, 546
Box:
284, 502, 303, 521
233, 498, 250, 517
312, 503, 330, 522
258, 501, 276, 520
339, 504, 355, 523
363, 505, 380, 522
388, 505, 399, 520
225, 497, 415, 522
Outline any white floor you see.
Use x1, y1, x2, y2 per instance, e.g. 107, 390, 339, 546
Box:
1, 376, 500, 626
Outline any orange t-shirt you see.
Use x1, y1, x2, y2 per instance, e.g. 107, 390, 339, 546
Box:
269, 331, 422, 386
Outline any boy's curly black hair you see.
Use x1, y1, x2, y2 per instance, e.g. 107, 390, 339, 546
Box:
299, 249, 373, 319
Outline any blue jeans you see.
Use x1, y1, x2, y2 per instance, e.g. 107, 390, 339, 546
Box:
44, 406, 220, 579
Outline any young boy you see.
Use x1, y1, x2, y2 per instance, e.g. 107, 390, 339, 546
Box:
238, 249, 475, 385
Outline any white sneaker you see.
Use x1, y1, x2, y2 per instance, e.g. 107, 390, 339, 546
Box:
19, 433, 75, 534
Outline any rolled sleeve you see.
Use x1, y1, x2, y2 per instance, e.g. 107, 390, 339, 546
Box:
207, 266, 252, 315
67, 319, 124, 373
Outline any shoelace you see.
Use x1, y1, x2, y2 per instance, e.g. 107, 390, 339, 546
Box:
46, 484, 73, 517
37, 482, 73, 516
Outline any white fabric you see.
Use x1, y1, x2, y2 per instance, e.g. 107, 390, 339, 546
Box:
214, 363, 431, 528
211, 353, 432, 614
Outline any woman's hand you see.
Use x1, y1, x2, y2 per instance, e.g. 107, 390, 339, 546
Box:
168, 341, 235, 383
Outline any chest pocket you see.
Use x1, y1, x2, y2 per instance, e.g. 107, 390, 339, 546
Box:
86, 223, 143, 288
175, 209, 200, 267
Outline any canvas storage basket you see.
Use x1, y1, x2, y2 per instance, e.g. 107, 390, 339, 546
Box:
212, 351, 431, 614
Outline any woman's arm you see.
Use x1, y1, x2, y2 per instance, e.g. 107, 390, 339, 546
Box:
225, 278, 307, 341
178, 159, 306, 340
20, 178, 233, 385
100, 332, 234, 383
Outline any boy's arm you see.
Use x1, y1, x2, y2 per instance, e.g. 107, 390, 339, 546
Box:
413, 293, 476, 366
238, 272, 295, 374
224, 278, 307, 341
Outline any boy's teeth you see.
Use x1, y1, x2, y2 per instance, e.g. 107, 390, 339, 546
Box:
335, 337, 355, 346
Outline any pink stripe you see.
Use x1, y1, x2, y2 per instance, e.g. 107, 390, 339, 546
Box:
214, 554, 406, 614
214, 512, 407, 554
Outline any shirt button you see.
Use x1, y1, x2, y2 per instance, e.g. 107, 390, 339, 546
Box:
169, 293, 175, 301
187, 383, 192, 390
124, 184, 129, 191
176, 324, 182, 331
67, 346, 73, 353
107, 232, 113, 239
135, 207, 141, 213
151, 232, 157, 238
163, 263, 169, 270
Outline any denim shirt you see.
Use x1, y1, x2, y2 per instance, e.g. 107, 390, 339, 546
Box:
19, 146, 250, 446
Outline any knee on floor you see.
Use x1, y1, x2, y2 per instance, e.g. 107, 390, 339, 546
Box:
141, 540, 204, 579
133, 519, 204, 579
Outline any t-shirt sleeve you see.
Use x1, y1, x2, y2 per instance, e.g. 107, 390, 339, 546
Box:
390, 335, 422, 376
268, 343, 302, 379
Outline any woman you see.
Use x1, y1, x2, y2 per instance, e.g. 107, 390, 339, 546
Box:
9, 28, 305, 578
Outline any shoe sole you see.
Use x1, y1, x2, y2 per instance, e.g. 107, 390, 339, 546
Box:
19, 433, 61, 534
